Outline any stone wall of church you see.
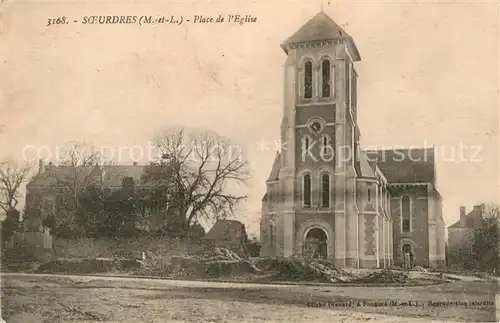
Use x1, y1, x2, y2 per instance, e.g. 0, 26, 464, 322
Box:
262, 182, 279, 214
361, 213, 378, 268
274, 214, 286, 257
295, 105, 335, 126
434, 195, 446, 269
356, 177, 394, 269
378, 215, 385, 268
294, 118, 336, 174
391, 186, 429, 268
436, 214, 446, 269
260, 214, 276, 258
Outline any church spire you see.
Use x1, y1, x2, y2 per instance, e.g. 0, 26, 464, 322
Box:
280, 11, 361, 61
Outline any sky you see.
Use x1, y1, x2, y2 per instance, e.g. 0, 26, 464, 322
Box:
1, 0, 499, 236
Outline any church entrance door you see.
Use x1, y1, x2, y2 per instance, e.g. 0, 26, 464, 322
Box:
402, 243, 413, 269
304, 228, 328, 260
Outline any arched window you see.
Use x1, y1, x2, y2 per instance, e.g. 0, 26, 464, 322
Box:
401, 196, 410, 232
304, 61, 313, 99
303, 173, 312, 208
321, 59, 331, 98
321, 173, 330, 208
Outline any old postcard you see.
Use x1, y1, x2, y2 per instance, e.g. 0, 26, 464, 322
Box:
0, 0, 499, 322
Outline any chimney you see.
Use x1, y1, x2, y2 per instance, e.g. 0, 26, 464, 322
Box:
38, 159, 45, 174
459, 206, 466, 227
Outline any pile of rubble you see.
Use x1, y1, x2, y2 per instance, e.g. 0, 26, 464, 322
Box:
167, 247, 261, 279
36, 257, 142, 274
412, 266, 429, 272
199, 247, 243, 261
265, 258, 355, 283
354, 269, 409, 284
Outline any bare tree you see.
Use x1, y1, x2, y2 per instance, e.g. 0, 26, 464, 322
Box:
144, 127, 249, 229
483, 203, 499, 220
0, 159, 31, 212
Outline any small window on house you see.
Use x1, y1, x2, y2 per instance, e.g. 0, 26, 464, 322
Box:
402, 196, 411, 232
321, 173, 330, 208
321, 59, 331, 98
303, 173, 312, 208
304, 61, 313, 99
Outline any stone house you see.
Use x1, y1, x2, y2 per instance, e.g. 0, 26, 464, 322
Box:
203, 220, 248, 256
204, 220, 248, 246
25, 160, 146, 231
447, 204, 485, 252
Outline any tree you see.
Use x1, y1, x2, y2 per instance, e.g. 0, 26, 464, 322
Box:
449, 203, 500, 272
0, 160, 31, 212
75, 185, 107, 237
469, 204, 499, 272
76, 177, 140, 238
1, 208, 20, 246
45, 142, 118, 234
143, 127, 249, 231
138, 163, 173, 226
102, 177, 139, 237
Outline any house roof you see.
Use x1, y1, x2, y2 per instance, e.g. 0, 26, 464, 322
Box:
356, 150, 377, 179
448, 206, 484, 229
27, 164, 146, 189
281, 11, 361, 61
263, 146, 435, 191
363, 147, 436, 184
204, 219, 246, 240
104, 165, 145, 187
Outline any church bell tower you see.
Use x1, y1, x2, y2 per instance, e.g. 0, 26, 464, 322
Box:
261, 11, 362, 267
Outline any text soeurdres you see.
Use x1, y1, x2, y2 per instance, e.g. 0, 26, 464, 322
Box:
46, 14, 258, 27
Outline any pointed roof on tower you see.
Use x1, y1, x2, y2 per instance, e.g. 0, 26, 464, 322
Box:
266, 152, 281, 182
281, 11, 361, 61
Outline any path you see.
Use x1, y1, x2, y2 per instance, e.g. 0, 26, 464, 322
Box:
1, 273, 498, 322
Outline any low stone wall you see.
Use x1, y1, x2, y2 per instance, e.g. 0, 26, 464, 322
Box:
53, 236, 206, 260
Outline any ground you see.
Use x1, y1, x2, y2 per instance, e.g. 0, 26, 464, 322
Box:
2, 273, 498, 322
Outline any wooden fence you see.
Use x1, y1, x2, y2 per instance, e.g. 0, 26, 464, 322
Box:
8, 228, 53, 250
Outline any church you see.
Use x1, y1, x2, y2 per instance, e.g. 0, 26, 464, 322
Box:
259, 11, 446, 269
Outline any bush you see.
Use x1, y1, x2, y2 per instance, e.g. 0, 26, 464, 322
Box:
1, 209, 20, 246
